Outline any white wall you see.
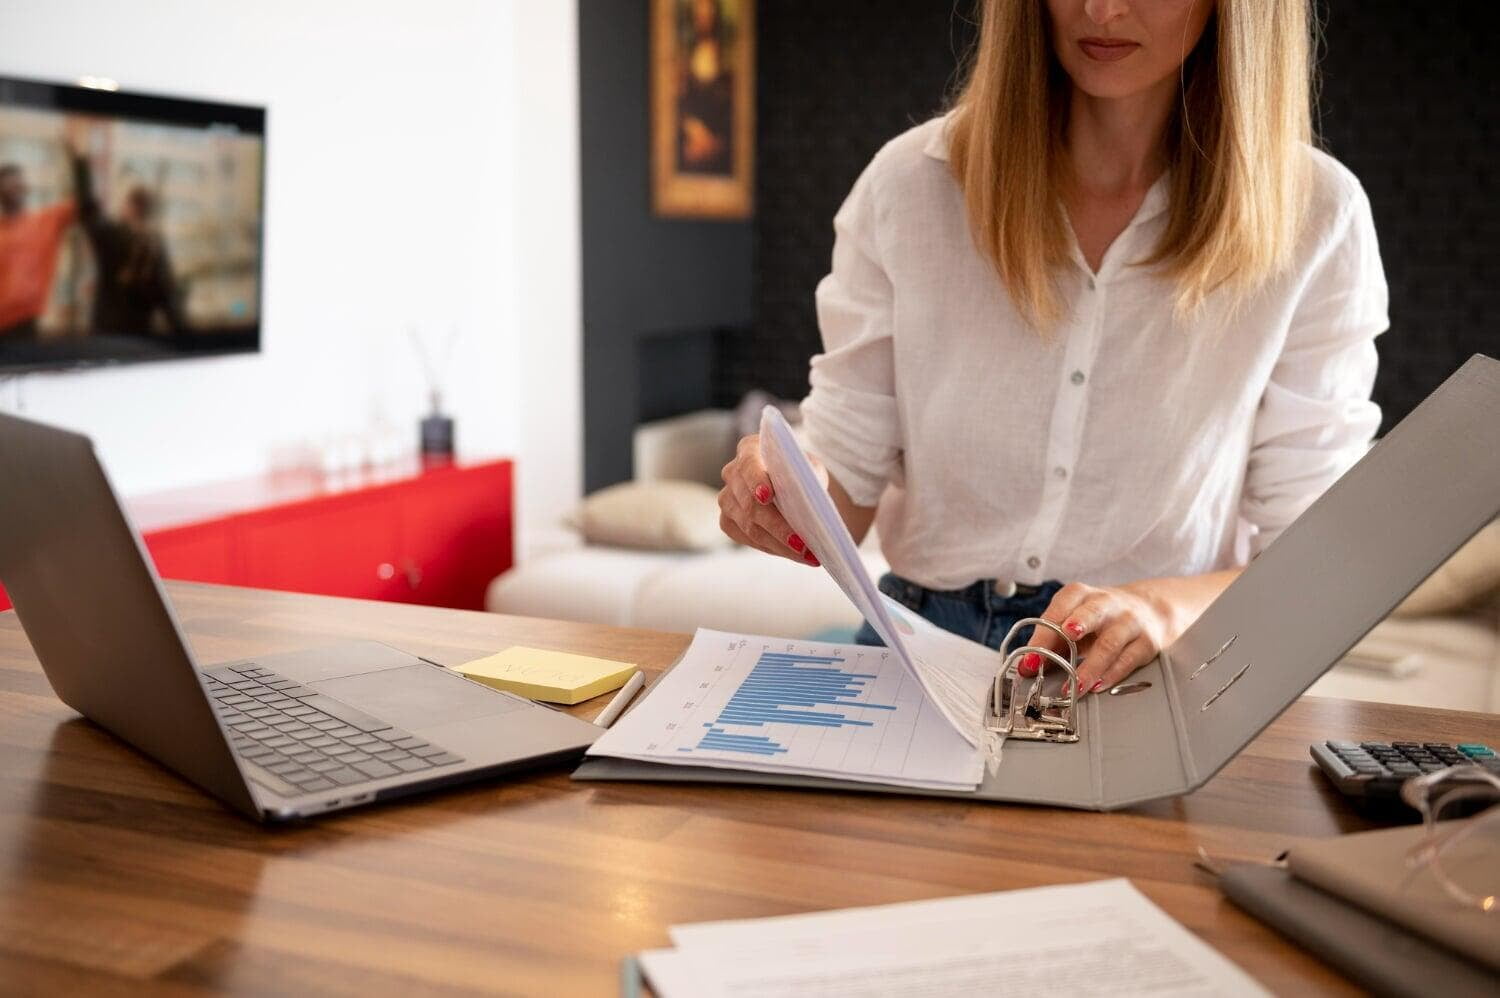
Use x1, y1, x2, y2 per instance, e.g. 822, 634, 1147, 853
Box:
512, 1, 584, 560
0, 0, 580, 521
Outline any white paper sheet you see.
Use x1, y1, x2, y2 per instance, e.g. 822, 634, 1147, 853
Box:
642, 879, 1268, 997
588, 629, 983, 790
758, 406, 998, 752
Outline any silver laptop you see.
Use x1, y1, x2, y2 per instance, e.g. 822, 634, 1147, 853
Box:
0, 412, 600, 822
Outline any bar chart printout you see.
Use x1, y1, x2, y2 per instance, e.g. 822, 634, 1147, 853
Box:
692, 649, 894, 757
586, 629, 984, 790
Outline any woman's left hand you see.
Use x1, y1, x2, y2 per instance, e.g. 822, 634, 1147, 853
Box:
1019, 571, 1241, 696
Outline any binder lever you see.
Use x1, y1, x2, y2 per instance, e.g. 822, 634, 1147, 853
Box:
987, 618, 1082, 743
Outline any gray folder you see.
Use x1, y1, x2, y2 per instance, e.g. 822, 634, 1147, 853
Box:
574, 355, 1500, 809
1219, 863, 1498, 998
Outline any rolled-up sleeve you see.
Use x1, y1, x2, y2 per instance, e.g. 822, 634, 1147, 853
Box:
800, 166, 901, 508
1241, 184, 1389, 555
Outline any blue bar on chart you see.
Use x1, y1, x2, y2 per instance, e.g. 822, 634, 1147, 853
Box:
678, 650, 898, 757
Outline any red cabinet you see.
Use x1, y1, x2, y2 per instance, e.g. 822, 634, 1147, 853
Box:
239, 492, 407, 601
146, 522, 237, 585
397, 463, 514, 609
0, 460, 513, 613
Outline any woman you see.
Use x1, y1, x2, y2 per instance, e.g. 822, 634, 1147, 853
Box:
718, 0, 1386, 697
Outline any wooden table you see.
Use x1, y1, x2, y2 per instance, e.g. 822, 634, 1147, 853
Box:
2, 583, 1496, 995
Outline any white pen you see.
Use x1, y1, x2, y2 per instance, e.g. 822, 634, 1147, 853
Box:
594, 670, 645, 728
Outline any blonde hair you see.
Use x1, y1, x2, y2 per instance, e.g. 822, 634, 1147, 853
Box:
948, 0, 1313, 328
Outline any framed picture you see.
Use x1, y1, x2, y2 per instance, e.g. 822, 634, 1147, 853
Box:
651, 0, 755, 220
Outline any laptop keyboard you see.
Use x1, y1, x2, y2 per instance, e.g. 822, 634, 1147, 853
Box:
203, 663, 465, 795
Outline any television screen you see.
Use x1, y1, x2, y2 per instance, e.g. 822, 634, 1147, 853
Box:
0, 76, 264, 372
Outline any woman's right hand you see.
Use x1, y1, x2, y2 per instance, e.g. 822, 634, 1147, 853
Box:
718, 433, 822, 566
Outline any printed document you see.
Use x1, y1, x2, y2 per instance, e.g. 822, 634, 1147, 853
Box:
638, 878, 1269, 997
757, 405, 1001, 753
587, 629, 983, 790
587, 406, 1016, 789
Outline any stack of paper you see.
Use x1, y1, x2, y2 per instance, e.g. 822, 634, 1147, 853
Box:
756, 406, 1003, 758
587, 405, 1011, 790
636, 879, 1268, 997
588, 628, 984, 790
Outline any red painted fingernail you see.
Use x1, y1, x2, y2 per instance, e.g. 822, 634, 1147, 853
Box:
1091, 680, 1105, 693
753, 484, 772, 504
804, 551, 820, 567
787, 533, 805, 552
1019, 651, 1041, 677
1065, 620, 1084, 638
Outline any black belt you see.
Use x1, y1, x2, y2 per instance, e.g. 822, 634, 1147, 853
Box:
880, 574, 1054, 610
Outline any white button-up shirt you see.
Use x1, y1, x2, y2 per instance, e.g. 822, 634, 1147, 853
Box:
800, 116, 1388, 591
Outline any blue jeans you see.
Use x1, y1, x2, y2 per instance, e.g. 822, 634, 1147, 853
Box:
855, 573, 1065, 652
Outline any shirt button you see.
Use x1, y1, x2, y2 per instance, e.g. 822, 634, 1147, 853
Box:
1086, 276, 1096, 291
1053, 466, 1068, 479
1070, 370, 1086, 386
1026, 556, 1041, 570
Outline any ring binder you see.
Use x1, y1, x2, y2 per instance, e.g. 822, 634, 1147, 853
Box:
575, 355, 1500, 811
987, 618, 1082, 743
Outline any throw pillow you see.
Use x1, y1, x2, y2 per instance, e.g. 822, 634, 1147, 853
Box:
574, 480, 730, 552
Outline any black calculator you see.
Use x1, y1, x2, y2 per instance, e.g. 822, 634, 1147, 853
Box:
1311, 740, 1499, 804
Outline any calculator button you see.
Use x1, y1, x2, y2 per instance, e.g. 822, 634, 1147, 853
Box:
1459, 744, 1494, 757
1328, 741, 1360, 751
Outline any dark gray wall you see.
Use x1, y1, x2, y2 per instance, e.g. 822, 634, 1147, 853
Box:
579, 0, 753, 492
1316, 0, 1498, 431
732, 0, 973, 404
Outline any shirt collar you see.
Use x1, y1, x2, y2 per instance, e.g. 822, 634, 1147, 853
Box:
922, 113, 1172, 226
921, 115, 953, 162
925, 114, 1170, 278
1134, 172, 1171, 224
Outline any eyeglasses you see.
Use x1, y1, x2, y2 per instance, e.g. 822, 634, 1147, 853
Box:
1399, 766, 1500, 913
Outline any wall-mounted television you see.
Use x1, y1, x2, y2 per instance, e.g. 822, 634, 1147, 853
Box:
0, 75, 264, 373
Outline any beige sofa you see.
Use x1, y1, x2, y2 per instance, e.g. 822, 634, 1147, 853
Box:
489, 408, 1500, 713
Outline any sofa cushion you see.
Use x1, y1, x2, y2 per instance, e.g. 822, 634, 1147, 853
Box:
1394, 519, 1500, 617
631, 545, 887, 637
573, 480, 730, 552
486, 546, 691, 627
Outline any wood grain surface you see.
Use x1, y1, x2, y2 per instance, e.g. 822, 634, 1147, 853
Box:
2, 582, 1496, 995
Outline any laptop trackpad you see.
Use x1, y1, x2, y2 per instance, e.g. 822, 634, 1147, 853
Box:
311, 665, 524, 730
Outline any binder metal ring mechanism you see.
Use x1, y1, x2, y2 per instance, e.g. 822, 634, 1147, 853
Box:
988, 617, 1081, 743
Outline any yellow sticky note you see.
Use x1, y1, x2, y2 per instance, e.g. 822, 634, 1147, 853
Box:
457, 646, 637, 704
